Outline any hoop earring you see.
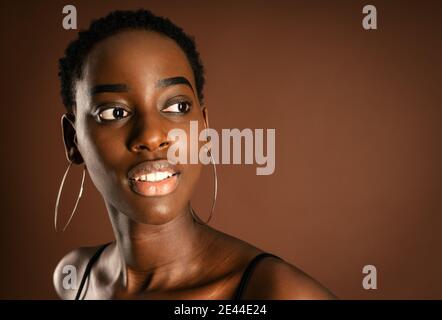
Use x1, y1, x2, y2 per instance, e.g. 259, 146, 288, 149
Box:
190, 147, 218, 225
54, 162, 86, 232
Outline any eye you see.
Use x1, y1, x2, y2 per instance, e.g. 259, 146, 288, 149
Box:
99, 107, 130, 121
162, 101, 191, 114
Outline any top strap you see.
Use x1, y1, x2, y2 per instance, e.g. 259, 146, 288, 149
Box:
233, 252, 283, 300
75, 242, 112, 300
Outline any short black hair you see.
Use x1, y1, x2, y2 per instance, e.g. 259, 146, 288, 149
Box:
58, 9, 206, 113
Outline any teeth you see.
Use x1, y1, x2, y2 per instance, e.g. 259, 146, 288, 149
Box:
156, 172, 167, 181
135, 171, 174, 182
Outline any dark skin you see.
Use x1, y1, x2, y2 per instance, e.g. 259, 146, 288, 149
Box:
53, 30, 336, 300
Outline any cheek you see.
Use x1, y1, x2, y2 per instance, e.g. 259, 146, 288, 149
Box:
181, 163, 203, 198
78, 125, 127, 194
176, 121, 208, 197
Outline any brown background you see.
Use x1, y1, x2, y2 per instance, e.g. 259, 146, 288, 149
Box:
0, 0, 441, 299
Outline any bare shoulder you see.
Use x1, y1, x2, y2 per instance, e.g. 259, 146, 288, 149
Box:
53, 244, 103, 300
240, 255, 337, 300
207, 228, 336, 299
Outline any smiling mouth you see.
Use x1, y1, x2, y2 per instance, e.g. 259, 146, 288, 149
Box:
128, 160, 180, 196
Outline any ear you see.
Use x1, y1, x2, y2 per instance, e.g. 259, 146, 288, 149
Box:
201, 106, 212, 151
61, 113, 84, 164
201, 106, 210, 130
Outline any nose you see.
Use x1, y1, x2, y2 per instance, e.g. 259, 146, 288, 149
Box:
128, 112, 170, 154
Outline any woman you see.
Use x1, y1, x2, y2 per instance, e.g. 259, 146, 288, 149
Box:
53, 9, 336, 300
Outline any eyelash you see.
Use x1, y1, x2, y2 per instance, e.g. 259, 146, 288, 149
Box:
97, 99, 192, 122
161, 100, 192, 114
98, 106, 131, 121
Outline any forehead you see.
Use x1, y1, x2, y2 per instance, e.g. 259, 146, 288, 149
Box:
80, 29, 195, 89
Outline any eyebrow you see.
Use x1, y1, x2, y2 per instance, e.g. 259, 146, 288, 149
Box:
91, 84, 129, 95
156, 76, 194, 93
90, 76, 194, 96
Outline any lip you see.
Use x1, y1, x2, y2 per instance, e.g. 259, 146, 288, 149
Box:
127, 160, 180, 197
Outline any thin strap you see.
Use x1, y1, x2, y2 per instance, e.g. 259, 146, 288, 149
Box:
233, 252, 282, 300
75, 242, 112, 300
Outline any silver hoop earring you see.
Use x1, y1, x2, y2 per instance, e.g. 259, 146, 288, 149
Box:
190, 148, 218, 225
54, 162, 86, 232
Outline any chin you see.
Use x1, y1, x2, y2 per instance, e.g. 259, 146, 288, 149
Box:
126, 202, 182, 225
107, 189, 185, 225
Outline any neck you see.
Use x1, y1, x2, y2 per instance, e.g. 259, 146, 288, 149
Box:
105, 203, 216, 294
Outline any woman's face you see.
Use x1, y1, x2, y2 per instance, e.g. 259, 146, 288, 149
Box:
64, 30, 208, 225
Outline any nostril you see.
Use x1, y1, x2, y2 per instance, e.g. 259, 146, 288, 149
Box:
134, 144, 148, 152
159, 141, 169, 149
131, 140, 169, 153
